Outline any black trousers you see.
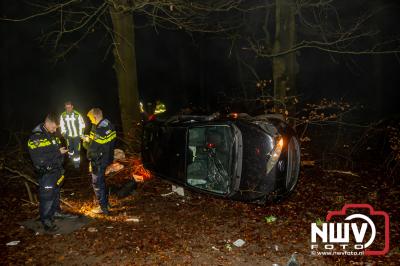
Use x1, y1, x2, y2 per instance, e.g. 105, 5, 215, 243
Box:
38, 171, 62, 224
66, 136, 81, 168
91, 164, 108, 209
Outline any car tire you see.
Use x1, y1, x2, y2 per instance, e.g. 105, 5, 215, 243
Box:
272, 135, 301, 202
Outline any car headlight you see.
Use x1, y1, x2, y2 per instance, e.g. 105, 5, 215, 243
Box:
266, 137, 284, 174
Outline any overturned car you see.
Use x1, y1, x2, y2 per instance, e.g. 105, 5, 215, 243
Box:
142, 113, 300, 203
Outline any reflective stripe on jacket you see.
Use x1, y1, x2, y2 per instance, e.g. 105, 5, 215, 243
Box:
27, 123, 64, 173
86, 118, 116, 167
60, 110, 85, 137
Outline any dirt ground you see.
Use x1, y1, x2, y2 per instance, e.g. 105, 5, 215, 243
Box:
1, 157, 399, 265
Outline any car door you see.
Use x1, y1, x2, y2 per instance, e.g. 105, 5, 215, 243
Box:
142, 124, 187, 184
163, 126, 187, 183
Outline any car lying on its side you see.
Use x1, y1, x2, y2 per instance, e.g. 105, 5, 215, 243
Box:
142, 113, 300, 203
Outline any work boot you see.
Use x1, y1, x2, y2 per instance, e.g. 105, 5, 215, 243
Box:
43, 220, 59, 232
91, 206, 109, 215
54, 211, 78, 219
102, 207, 110, 215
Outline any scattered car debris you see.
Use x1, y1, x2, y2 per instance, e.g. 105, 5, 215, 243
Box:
172, 185, 185, 196
6, 240, 20, 246
233, 239, 245, 247
211, 246, 220, 251
87, 227, 98, 233
324, 169, 359, 177
126, 217, 140, 223
161, 191, 175, 197
286, 252, 299, 266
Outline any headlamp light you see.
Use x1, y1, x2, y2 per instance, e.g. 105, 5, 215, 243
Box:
266, 137, 284, 174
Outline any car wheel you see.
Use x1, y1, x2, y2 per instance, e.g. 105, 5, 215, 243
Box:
285, 136, 301, 194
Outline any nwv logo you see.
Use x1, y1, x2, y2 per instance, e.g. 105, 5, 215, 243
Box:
312, 214, 375, 246
310, 204, 390, 256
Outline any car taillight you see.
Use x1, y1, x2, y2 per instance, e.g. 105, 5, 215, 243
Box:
207, 143, 216, 149
229, 113, 239, 119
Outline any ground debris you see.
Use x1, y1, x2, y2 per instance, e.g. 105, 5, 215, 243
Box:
324, 169, 360, 177
6, 240, 20, 246
233, 239, 245, 247
87, 227, 98, 233
2, 148, 399, 265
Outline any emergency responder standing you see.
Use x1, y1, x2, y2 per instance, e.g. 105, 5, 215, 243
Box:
60, 101, 85, 169
83, 108, 116, 214
154, 100, 166, 115
27, 113, 77, 231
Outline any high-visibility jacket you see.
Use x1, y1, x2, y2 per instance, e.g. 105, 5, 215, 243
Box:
60, 110, 85, 138
154, 102, 166, 114
85, 119, 116, 167
27, 124, 64, 174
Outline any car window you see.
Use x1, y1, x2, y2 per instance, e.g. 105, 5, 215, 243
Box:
142, 125, 187, 182
187, 125, 233, 194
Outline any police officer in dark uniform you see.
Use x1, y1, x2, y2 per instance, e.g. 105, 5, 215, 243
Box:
83, 108, 116, 215
27, 113, 76, 231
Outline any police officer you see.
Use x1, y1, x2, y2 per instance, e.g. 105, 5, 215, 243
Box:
60, 101, 86, 169
27, 113, 76, 231
154, 99, 166, 115
83, 108, 116, 215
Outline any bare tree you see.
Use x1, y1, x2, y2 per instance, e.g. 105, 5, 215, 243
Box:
236, 0, 400, 105
1, 0, 250, 133
3, 0, 399, 121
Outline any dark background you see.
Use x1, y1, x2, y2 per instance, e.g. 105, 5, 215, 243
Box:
1, 1, 400, 131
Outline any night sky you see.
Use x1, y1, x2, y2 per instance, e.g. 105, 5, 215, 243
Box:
1, 1, 400, 131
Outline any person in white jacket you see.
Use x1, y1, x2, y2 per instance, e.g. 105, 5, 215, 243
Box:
60, 101, 85, 169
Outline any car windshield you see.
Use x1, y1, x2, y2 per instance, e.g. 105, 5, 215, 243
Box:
186, 125, 233, 194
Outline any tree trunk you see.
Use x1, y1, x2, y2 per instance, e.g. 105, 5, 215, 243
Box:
109, 1, 140, 134
273, 0, 297, 107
